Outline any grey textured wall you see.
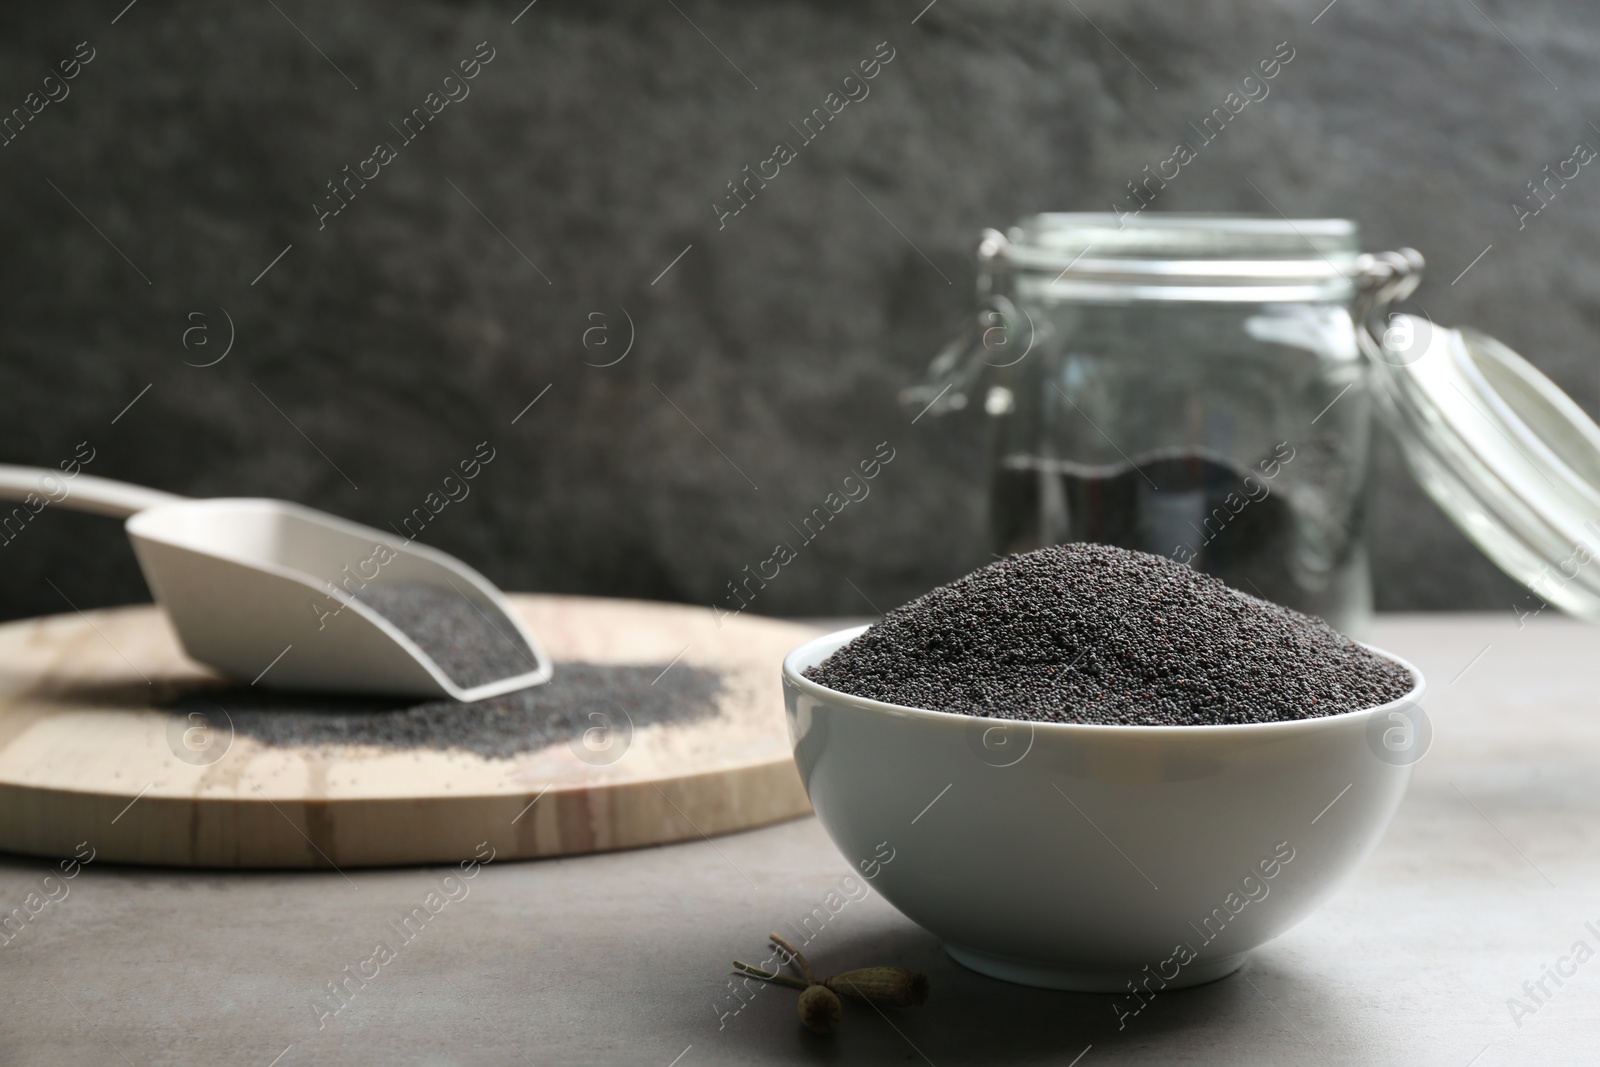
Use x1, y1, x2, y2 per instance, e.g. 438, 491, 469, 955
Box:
3, 0, 1588, 623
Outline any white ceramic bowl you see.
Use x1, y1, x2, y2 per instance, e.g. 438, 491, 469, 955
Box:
783, 626, 1427, 992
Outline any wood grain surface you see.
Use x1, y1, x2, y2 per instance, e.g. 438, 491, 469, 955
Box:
0, 595, 820, 868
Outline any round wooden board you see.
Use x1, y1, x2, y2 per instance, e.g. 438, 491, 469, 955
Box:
0, 595, 820, 868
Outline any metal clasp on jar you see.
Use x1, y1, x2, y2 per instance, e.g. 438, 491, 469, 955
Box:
899, 229, 1045, 418
1353, 248, 1429, 366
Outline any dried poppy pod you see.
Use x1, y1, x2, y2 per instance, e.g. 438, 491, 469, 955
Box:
825, 967, 930, 1007
796, 983, 843, 1035
732, 933, 930, 1037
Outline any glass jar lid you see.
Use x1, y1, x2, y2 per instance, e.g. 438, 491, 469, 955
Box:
1373, 317, 1600, 620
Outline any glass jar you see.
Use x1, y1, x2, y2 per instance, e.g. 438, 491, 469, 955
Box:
909, 214, 1424, 636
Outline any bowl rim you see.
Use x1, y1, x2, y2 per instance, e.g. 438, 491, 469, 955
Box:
782, 624, 1428, 737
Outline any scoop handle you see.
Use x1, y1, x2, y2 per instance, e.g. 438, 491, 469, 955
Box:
0, 465, 187, 519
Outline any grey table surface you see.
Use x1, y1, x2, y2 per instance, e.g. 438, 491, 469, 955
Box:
2, 613, 1596, 1066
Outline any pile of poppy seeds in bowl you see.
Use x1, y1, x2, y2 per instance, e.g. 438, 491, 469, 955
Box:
804, 543, 1415, 726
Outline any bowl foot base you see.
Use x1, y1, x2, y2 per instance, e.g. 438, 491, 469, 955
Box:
943, 942, 1249, 992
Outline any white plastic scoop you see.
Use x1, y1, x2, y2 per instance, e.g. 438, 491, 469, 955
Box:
0, 466, 552, 701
